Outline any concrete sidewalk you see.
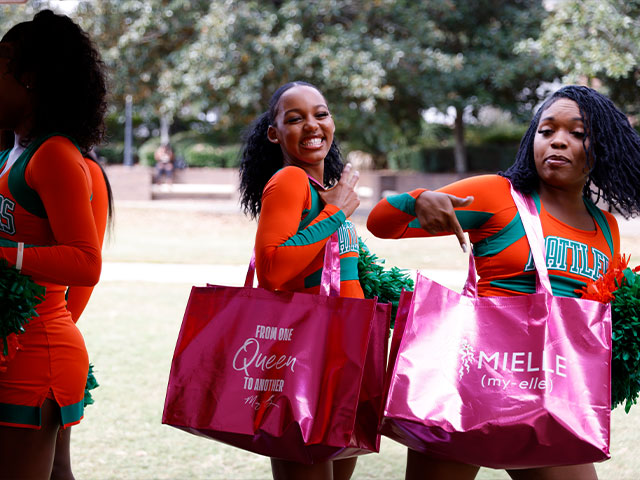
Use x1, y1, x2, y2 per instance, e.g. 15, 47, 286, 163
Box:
116, 198, 640, 235
100, 261, 467, 290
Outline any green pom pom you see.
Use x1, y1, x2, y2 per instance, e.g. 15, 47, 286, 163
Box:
84, 363, 99, 407
610, 268, 640, 412
0, 259, 46, 355
357, 238, 414, 328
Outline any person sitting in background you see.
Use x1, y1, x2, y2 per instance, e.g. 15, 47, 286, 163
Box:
154, 142, 175, 185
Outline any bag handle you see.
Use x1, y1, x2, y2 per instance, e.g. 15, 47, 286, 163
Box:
461, 181, 552, 297
509, 183, 552, 294
245, 232, 341, 296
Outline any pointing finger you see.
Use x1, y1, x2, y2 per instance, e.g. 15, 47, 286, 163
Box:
451, 217, 468, 253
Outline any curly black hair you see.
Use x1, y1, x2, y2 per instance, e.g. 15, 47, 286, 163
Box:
2, 9, 107, 153
501, 85, 640, 218
239, 81, 344, 219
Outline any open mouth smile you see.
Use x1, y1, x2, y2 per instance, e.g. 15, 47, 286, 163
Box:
300, 136, 324, 149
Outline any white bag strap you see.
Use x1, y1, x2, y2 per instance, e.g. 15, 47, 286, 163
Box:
461, 181, 552, 297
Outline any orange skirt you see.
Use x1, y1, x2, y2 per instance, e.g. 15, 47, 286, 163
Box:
0, 316, 88, 429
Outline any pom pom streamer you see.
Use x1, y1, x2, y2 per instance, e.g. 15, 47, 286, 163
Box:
84, 363, 99, 407
578, 254, 640, 412
0, 258, 45, 369
357, 238, 414, 328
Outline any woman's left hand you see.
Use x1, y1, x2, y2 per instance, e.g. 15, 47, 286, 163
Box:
319, 163, 360, 218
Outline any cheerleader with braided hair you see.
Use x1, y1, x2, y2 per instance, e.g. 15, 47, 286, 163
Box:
503, 85, 640, 217
367, 85, 640, 479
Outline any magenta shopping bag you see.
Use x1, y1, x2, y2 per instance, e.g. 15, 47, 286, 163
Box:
163, 234, 390, 464
381, 184, 612, 469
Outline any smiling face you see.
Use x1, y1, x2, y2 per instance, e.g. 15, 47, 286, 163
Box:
267, 85, 335, 180
533, 98, 590, 195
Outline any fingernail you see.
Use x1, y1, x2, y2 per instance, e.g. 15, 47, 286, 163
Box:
461, 244, 467, 253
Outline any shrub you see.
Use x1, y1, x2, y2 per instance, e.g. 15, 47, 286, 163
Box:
466, 123, 528, 146
183, 143, 241, 168
138, 137, 162, 166
98, 142, 125, 165
387, 145, 424, 171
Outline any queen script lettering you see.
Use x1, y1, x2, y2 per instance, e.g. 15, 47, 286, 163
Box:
232, 338, 297, 376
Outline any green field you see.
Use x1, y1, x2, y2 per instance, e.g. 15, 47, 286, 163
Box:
68, 203, 640, 479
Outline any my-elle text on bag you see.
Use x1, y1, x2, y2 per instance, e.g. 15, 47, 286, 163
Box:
381, 183, 612, 469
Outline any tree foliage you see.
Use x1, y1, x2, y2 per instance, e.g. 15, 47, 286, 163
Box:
1, 1, 559, 168
161, 0, 557, 167
524, 0, 640, 115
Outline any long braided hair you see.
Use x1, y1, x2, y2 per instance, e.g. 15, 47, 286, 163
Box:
239, 81, 344, 219
501, 85, 640, 218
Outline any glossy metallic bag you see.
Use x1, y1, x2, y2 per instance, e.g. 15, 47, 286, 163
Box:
162, 234, 390, 464
381, 184, 612, 468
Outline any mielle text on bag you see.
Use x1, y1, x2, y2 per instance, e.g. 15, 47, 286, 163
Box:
162, 233, 390, 464
381, 183, 612, 469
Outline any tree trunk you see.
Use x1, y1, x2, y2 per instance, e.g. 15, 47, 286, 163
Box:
453, 106, 467, 174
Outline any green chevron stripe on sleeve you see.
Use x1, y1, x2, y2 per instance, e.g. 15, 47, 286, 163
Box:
408, 210, 493, 231
408, 218, 421, 229
282, 210, 346, 247
490, 274, 586, 297
387, 192, 417, 215
473, 212, 525, 257
299, 185, 324, 231
454, 210, 493, 230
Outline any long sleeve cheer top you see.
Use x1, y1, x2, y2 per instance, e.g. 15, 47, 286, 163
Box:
367, 174, 619, 298
254, 165, 363, 299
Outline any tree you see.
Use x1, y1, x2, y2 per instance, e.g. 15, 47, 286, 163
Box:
2, 1, 560, 170
164, 0, 558, 170
160, 0, 397, 161
375, 0, 559, 172
74, 0, 211, 125
523, 0, 640, 116
0, 1, 52, 37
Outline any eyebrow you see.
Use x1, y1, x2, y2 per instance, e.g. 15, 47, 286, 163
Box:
540, 115, 584, 123
283, 105, 328, 115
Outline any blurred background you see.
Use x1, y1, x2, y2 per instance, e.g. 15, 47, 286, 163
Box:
2, 2, 640, 479
2, 0, 639, 188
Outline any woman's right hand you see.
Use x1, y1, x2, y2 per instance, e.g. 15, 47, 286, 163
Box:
415, 190, 474, 252
318, 163, 360, 218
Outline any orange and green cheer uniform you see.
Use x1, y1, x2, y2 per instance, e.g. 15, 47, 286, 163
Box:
366, 174, 619, 298
67, 156, 109, 322
0, 135, 101, 429
255, 165, 363, 299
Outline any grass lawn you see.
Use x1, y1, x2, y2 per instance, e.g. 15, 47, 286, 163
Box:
68, 203, 640, 479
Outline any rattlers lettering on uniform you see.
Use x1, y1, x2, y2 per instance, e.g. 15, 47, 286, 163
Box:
0, 194, 16, 235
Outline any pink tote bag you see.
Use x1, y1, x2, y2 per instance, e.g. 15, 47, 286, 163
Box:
381, 184, 612, 469
163, 234, 390, 464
